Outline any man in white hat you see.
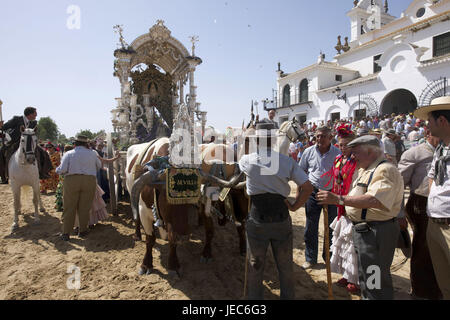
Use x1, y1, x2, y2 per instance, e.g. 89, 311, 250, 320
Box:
239, 122, 313, 299
414, 96, 450, 299
398, 128, 442, 299
56, 134, 101, 241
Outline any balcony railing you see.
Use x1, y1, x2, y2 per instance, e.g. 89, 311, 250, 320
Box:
275, 94, 311, 108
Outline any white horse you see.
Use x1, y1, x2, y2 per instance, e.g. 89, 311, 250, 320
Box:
9, 127, 45, 232
237, 118, 306, 159
276, 118, 306, 155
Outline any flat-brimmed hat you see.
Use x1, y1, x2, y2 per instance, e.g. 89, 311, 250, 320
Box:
347, 135, 380, 148
414, 96, 450, 120
383, 128, 397, 136
369, 129, 382, 136
74, 134, 89, 143
45, 142, 55, 149
357, 128, 369, 136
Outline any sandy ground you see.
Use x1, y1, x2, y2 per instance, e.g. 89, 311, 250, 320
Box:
0, 182, 412, 300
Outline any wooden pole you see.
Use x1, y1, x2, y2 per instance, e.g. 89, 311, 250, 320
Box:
323, 205, 334, 300
107, 133, 117, 216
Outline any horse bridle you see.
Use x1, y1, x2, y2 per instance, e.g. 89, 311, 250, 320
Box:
279, 121, 305, 142
21, 131, 37, 162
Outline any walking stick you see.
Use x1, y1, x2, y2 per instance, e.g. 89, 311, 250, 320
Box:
323, 205, 334, 300
243, 196, 251, 299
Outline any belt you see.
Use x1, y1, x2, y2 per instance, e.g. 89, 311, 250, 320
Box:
430, 217, 450, 225
352, 218, 397, 226
250, 193, 289, 223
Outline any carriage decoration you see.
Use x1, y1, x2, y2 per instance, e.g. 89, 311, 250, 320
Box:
109, 21, 208, 208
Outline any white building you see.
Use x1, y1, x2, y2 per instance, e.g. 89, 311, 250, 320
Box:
272, 0, 450, 125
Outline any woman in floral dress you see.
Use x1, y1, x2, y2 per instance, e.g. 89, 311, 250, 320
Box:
40, 143, 61, 194
323, 124, 360, 293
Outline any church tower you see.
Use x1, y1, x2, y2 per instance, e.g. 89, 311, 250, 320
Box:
347, 0, 396, 46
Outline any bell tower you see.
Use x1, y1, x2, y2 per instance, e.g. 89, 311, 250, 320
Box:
347, 0, 395, 46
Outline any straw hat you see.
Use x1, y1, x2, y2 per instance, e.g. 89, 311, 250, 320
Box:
369, 129, 382, 136
414, 96, 450, 120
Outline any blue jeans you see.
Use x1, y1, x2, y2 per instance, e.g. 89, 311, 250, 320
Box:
304, 189, 337, 264
246, 216, 295, 300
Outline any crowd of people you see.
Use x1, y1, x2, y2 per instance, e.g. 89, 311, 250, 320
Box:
287, 112, 427, 164
245, 97, 448, 300
0, 97, 448, 301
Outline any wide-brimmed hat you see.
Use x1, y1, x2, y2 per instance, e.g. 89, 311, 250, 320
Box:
74, 134, 89, 143
45, 142, 55, 149
369, 129, 382, 136
357, 128, 369, 136
382, 128, 397, 136
414, 96, 450, 120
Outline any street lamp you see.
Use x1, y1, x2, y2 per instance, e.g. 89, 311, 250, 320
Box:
334, 86, 347, 103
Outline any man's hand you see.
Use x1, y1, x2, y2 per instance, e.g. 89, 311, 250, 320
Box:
285, 198, 298, 212
316, 190, 339, 205
285, 181, 313, 211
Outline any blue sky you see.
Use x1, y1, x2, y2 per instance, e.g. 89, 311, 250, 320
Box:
0, 0, 412, 138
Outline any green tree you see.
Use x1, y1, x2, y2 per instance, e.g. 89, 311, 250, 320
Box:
37, 117, 59, 142
57, 133, 70, 145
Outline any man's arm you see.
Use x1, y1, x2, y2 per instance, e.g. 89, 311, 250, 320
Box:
286, 181, 313, 211
316, 190, 384, 209
397, 149, 415, 186
1, 116, 19, 131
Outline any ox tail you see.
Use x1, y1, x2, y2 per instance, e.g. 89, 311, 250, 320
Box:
130, 169, 159, 222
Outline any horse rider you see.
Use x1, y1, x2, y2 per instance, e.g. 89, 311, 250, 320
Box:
0, 106, 52, 184
258, 109, 279, 129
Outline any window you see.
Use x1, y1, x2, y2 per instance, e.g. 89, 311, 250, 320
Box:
279, 116, 289, 124
433, 32, 450, 57
354, 109, 366, 120
331, 112, 340, 122
416, 8, 425, 18
296, 114, 307, 124
299, 79, 309, 103
373, 54, 382, 73
282, 85, 291, 107
335, 75, 342, 82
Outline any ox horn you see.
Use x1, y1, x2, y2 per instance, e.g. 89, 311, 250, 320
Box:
200, 170, 245, 189
130, 169, 161, 222
234, 181, 247, 190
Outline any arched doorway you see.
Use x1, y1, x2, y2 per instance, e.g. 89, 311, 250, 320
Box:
380, 89, 417, 115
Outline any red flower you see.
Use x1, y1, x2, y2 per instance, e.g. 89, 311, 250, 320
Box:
337, 124, 353, 138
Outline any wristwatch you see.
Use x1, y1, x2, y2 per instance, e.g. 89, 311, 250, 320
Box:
338, 196, 345, 206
